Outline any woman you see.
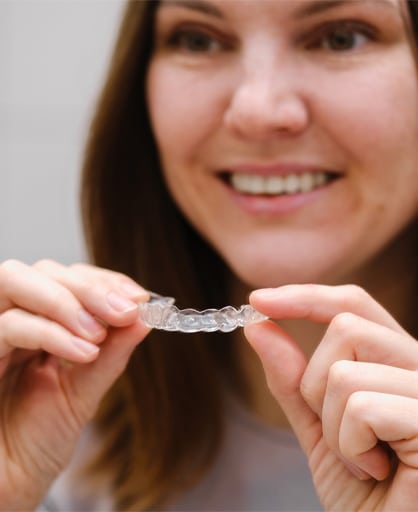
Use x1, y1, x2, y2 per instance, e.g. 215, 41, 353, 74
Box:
1, 0, 418, 510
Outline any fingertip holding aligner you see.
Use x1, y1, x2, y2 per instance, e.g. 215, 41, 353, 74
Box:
139, 292, 268, 333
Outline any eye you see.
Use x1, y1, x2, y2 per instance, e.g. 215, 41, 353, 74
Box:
322, 27, 368, 51
307, 22, 375, 52
168, 28, 224, 54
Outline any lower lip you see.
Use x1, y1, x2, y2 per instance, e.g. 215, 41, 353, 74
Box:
222, 178, 340, 215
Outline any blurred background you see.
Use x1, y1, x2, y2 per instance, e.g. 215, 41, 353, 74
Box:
0, 0, 123, 263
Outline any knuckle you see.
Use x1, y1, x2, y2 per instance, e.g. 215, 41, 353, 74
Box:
70, 264, 121, 297
0, 259, 24, 283
69, 262, 88, 272
42, 287, 73, 317
69, 262, 99, 277
0, 307, 16, 326
346, 391, 371, 421
299, 377, 316, 407
72, 276, 92, 296
0, 308, 21, 340
33, 258, 58, 272
328, 312, 358, 338
328, 360, 356, 391
341, 284, 370, 305
69, 264, 102, 289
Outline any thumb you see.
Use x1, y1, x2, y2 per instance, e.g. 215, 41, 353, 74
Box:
244, 320, 321, 457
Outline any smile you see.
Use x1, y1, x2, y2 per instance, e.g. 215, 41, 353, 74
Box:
227, 171, 336, 196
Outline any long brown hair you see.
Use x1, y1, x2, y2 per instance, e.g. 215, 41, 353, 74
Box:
81, 1, 243, 510
81, 1, 418, 510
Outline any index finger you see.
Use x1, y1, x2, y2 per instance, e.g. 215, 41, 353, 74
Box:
249, 284, 405, 334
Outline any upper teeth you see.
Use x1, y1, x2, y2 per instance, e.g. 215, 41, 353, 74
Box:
230, 172, 328, 195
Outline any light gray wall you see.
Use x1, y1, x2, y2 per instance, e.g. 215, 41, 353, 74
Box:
0, 0, 123, 264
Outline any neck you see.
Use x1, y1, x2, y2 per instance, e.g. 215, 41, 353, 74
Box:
344, 223, 418, 335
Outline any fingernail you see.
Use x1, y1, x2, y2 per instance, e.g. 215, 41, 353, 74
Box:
107, 291, 138, 313
78, 310, 104, 337
72, 337, 100, 355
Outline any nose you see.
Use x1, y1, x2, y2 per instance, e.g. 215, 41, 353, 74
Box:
223, 63, 310, 140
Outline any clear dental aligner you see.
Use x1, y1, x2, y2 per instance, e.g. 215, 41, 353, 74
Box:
139, 292, 268, 333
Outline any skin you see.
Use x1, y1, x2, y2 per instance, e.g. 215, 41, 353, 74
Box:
146, 0, 418, 509
245, 284, 418, 510
0, 260, 150, 508
1, 0, 418, 510
147, 0, 418, 289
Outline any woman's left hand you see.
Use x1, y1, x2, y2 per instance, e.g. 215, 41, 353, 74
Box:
244, 284, 418, 511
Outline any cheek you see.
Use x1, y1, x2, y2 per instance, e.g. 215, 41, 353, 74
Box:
334, 76, 418, 274
317, 56, 418, 171
146, 62, 226, 164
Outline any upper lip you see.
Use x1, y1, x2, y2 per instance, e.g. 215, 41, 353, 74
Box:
220, 162, 341, 176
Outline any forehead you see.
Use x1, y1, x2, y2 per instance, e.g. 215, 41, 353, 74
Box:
159, 0, 403, 12
156, 0, 407, 31
156, 0, 407, 26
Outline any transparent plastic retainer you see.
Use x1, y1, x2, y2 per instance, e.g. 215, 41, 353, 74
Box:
139, 292, 268, 333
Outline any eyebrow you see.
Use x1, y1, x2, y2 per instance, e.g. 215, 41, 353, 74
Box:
158, 0, 399, 22
158, 0, 224, 19
294, 0, 397, 18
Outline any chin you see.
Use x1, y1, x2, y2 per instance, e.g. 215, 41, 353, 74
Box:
225, 251, 349, 290
227, 261, 313, 290
216, 233, 360, 289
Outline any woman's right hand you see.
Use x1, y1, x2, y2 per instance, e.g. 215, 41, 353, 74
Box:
0, 259, 150, 510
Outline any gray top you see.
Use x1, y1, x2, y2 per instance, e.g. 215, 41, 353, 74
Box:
42, 397, 322, 511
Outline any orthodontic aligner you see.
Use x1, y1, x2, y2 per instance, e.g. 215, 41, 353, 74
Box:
139, 292, 268, 333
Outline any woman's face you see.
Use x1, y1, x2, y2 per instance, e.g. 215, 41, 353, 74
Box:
146, 0, 418, 288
